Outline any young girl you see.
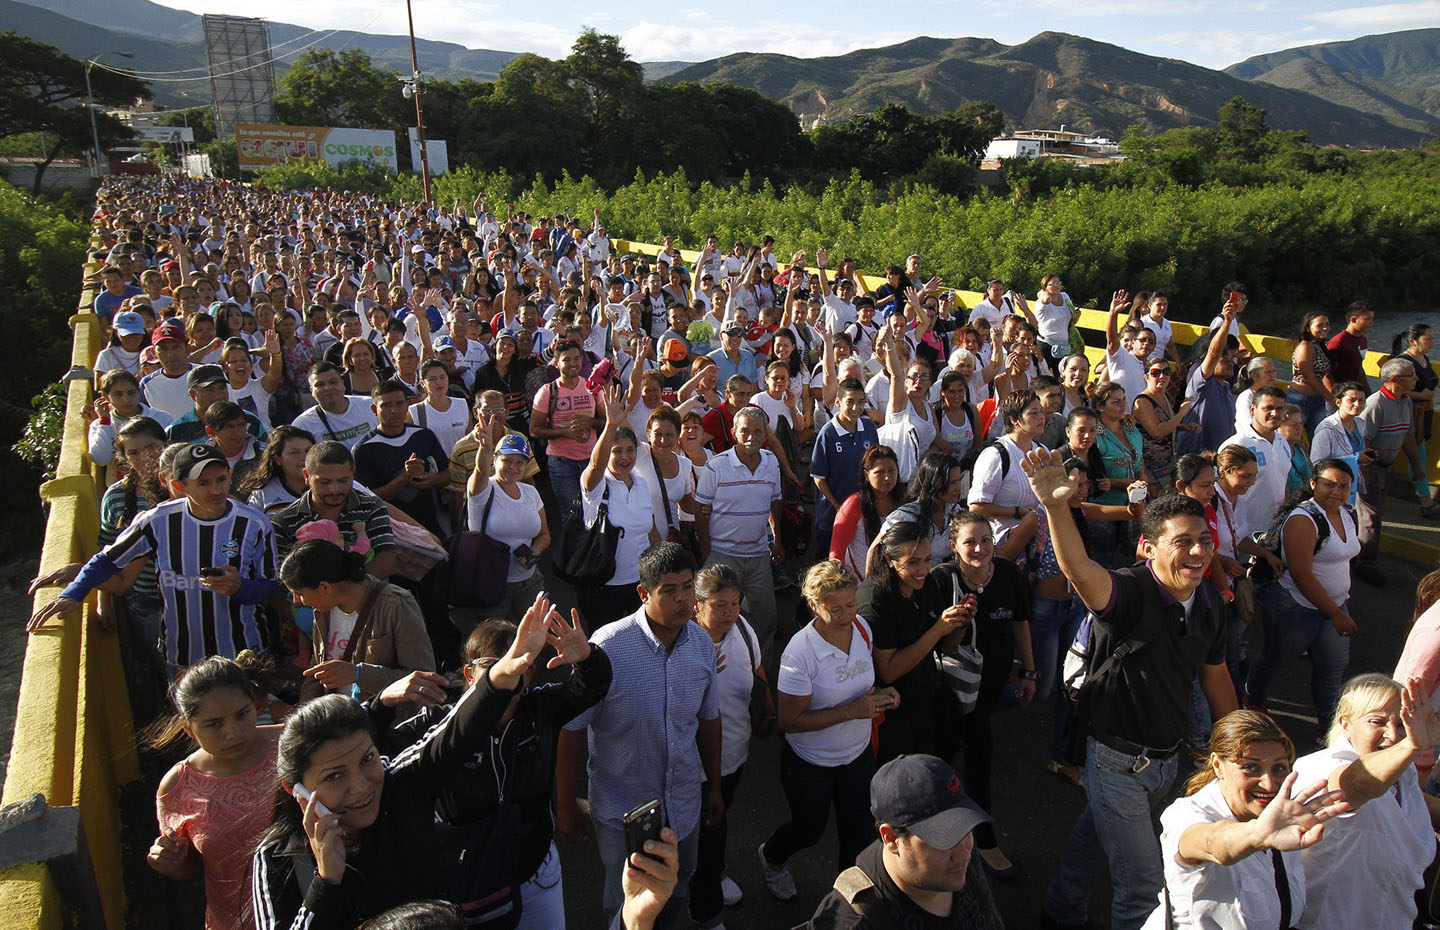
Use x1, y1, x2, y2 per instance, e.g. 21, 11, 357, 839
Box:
147, 654, 283, 930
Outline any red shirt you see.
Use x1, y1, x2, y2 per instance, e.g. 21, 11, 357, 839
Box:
1325, 330, 1368, 384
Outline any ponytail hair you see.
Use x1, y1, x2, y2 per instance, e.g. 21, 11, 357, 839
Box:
1185, 710, 1293, 796
1392, 323, 1433, 357
279, 539, 368, 590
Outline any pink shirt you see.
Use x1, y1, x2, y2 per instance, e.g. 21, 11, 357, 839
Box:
532, 379, 598, 461
1396, 600, 1440, 694
157, 743, 277, 930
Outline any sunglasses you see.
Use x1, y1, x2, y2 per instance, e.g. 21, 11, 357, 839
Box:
1148, 369, 1170, 377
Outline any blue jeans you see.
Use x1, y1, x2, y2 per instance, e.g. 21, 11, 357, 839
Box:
1286, 388, 1328, 439
1031, 593, 1086, 762
595, 822, 699, 930
1044, 737, 1179, 930
1245, 582, 1351, 731
548, 454, 586, 520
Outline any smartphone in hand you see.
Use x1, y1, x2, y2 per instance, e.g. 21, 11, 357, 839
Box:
623, 798, 665, 863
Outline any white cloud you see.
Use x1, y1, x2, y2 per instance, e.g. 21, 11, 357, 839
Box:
1306, 0, 1440, 30
1142, 28, 1333, 69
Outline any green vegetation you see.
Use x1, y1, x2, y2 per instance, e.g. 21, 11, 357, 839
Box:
0, 180, 88, 555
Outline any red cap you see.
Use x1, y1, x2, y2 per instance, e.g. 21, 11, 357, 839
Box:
151, 322, 186, 346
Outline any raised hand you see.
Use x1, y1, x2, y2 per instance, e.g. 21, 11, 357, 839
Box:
1252, 772, 1349, 852
544, 606, 592, 669
376, 670, 451, 708
1020, 448, 1080, 510
815, 247, 828, 269
602, 381, 628, 422
1109, 290, 1129, 314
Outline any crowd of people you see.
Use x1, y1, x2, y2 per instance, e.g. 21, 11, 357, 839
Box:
23, 173, 1440, 930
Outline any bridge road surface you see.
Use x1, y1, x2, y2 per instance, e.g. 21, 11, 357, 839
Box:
542, 548, 1436, 930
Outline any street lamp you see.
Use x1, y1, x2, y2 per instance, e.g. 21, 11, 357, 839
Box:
85, 51, 134, 176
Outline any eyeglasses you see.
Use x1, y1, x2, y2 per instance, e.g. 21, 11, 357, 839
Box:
1148, 369, 1170, 378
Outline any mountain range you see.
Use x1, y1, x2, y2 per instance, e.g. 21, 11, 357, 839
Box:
4, 0, 1438, 148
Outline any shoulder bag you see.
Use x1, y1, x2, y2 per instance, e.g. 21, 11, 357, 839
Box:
552, 483, 621, 588
444, 484, 511, 608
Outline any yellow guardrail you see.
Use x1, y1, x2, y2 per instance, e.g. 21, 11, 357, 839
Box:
0, 252, 140, 930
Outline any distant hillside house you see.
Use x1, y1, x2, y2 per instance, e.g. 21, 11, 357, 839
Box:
983, 126, 1122, 167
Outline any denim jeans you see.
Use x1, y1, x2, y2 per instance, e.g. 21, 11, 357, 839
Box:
547, 454, 586, 521
1031, 593, 1087, 763
595, 822, 699, 930
1245, 582, 1351, 731
1044, 737, 1179, 930
763, 740, 876, 874
1285, 388, 1328, 439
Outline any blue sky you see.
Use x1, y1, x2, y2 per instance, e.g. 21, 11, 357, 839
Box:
161, 0, 1439, 69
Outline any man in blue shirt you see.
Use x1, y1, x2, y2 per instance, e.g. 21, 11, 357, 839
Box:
810, 377, 879, 556
93, 265, 144, 324
557, 543, 722, 930
1177, 300, 1241, 457
708, 323, 759, 386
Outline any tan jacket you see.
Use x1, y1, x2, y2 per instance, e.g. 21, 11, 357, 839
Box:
302, 578, 437, 704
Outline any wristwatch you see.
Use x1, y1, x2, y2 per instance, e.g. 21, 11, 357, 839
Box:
1018, 669, 1039, 681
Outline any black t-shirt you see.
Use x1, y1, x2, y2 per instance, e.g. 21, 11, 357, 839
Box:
353, 424, 449, 536
806, 841, 1004, 930
858, 573, 945, 709
930, 559, 1029, 708
1086, 565, 1227, 749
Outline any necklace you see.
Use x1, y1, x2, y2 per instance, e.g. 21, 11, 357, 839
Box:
960, 561, 994, 594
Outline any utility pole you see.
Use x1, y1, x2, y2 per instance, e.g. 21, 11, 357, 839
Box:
404, 0, 432, 204
84, 52, 133, 176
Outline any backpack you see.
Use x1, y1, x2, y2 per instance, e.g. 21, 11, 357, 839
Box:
1246, 499, 1335, 584
961, 437, 1011, 479
1056, 598, 1155, 766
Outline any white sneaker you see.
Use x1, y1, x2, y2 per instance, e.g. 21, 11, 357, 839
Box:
721, 874, 744, 907
758, 842, 797, 901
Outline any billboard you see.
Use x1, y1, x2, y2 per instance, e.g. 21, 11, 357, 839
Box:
408, 128, 449, 175
135, 126, 195, 143
235, 124, 399, 172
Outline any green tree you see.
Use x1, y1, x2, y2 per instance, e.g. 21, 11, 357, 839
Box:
566, 30, 645, 183
0, 32, 149, 192
1217, 96, 1268, 163
274, 49, 405, 133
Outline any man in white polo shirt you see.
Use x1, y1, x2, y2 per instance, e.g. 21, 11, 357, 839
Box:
696, 405, 784, 660
1220, 384, 1291, 531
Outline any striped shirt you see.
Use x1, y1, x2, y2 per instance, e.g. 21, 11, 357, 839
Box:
99, 498, 277, 668
270, 489, 395, 563
695, 447, 782, 558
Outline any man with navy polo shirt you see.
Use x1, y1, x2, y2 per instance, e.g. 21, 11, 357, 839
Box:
811, 377, 879, 557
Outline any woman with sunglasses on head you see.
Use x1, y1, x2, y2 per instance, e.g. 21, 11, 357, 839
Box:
1132, 361, 1196, 496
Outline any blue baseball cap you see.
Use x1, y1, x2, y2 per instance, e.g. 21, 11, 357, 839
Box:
113, 311, 145, 336
432, 335, 456, 352
496, 433, 531, 458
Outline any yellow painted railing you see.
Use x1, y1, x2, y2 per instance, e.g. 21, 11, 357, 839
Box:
0, 250, 140, 930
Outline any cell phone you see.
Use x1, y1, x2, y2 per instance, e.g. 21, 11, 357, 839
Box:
198, 567, 225, 578
1129, 485, 1149, 504
292, 783, 332, 816
623, 798, 665, 863
513, 543, 534, 564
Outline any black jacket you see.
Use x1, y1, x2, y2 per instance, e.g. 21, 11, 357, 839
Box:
376, 646, 612, 883
251, 675, 517, 930
807, 841, 1003, 930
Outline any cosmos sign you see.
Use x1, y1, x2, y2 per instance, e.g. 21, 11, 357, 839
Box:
235, 123, 399, 172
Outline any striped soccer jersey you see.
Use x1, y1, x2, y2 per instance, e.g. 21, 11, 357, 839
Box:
103, 497, 277, 667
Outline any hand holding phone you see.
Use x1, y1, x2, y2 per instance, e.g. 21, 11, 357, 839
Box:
623, 799, 665, 864
292, 783, 331, 816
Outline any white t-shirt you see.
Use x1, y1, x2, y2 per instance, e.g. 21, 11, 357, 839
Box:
467, 481, 543, 583
634, 444, 694, 539
967, 298, 1009, 329
323, 608, 359, 662
1219, 424, 1291, 531
95, 345, 141, 377
967, 435, 1042, 535
754, 390, 796, 430
776, 618, 875, 767
1142, 779, 1306, 930
1291, 738, 1434, 930
582, 470, 653, 587
1105, 348, 1148, 407
714, 618, 761, 776
138, 368, 196, 421
409, 397, 470, 462
1034, 301, 1072, 344
1142, 315, 1173, 361
887, 400, 938, 461
1278, 506, 1359, 610
822, 295, 856, 334
1234, 389, 1255, 436
229, 376, 274, 433
292, 397, 378, 447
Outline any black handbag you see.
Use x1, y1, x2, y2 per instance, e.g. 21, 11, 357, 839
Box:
445, 486, 511, 608
552, 484, 622, 588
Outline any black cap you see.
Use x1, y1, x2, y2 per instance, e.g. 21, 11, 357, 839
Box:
187, 364, 226, 389
169, 443, 229, 481
871, 755, 990, 849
